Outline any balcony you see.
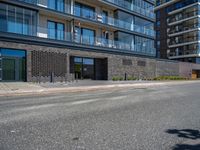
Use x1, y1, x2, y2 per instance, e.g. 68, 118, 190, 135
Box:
156, 0, 173, 6
15, 0, 155, 37
168, 35, 200, 48
168, 23, 199, 36
103, 0, 155, 19
0, 25, 156, 56
168, 10, 200, 25
167, 0, 200, 13
168, 48, 200, 58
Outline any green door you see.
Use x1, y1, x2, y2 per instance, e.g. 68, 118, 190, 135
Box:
2, 58, 15, 81
18, 58, 26, 81
74, 63, 82, 79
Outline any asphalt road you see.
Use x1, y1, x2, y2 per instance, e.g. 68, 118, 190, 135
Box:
0, 82, 200, 150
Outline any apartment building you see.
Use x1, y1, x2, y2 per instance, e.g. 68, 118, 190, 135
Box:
155, 0, 200, 64
0, 0, 156, 82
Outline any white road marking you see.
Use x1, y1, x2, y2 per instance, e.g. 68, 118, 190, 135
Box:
71, 98, 101, 105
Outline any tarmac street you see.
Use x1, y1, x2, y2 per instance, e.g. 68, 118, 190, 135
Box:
0, 81, 200, 150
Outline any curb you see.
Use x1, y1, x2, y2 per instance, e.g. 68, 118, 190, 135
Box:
0, 82, 165, 97
0, 80, 199, 97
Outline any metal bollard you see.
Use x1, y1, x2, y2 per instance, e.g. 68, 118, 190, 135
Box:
124, 73, 127, 81
50, 72, 54, 83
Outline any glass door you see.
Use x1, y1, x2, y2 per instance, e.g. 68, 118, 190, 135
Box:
2, 58, 15, 81
74, 57, 82, 79
0, 48, 26, 81
18, 58, 26, 81
82, 58, 94, 79
73, 57, 94, 80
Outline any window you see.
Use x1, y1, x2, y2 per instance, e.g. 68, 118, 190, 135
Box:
57, 0, 65, 12
74, 57, 82, 63
156, 21, 160, 27
0, 3, 7, 32
74, 3, 81, 16
83, 58, 94, 65
135, 36, 155, 54
0, 3, 37, 35
115, 32, 133, 50
74, 27, 95, 45
8, 5, 16, 33
48, 21, 64, 40
102, 31, 109, 45
156, 31, 160, 39
74, 2, 95, 19
16, 7, 23, 34
82, 28, 95, 45
48, 21, 56, 39
102, 11, 108, 23
156, 11, 160, 19
48, 0, 64, 12
157, 41, 160, 49
134, 16, 154, 30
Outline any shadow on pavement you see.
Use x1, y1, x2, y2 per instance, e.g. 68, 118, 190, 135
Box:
166, 129, 200, 150
172, 144, 200, 150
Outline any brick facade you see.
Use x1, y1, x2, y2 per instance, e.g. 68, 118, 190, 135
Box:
1, 41, 200, 82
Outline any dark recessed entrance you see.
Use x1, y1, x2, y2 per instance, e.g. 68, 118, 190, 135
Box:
70, 56, 108, 80
74, 57, 94, 80
0, 48, 26, 81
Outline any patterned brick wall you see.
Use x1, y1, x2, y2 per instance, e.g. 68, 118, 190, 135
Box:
31, 51, 67, 77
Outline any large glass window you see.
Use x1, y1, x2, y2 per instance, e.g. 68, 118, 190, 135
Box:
134, 17, 154, 30
48, 0, 65, 12
57, 23, 64, 40
73, 57, 94, 80
82, 28, 95, 45
16, 7, 23, 34
0, 3, 7, 32
48, 21, 64, 40
74, 2, 95, 19
74, 27, 95, 45
102, 11, 108, 23
0, 48, 26, 81
133, 0, 154, 13
48, 21, 56, 39
7, 5, 16, 33
0, 2, 37, 35
114, 32, 134, 51
135, 36, 155, 54
48, 0, 56, 10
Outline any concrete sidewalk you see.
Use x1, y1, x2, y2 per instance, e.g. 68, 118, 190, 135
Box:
0, 80, 198, 97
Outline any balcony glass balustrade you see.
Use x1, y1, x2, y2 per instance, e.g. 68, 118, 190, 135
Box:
0, 25, 156, 56
168, 10, 200, 24
165, 0, 200, 12
104, 0, 155, 19
168, 23, 198, 35
169, 35, 200, 46
169, 48, 200, 57
16, 0, 155, 37
156, 0, 172, 6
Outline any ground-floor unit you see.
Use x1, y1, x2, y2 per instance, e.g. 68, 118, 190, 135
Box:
1, 41, 200, 82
